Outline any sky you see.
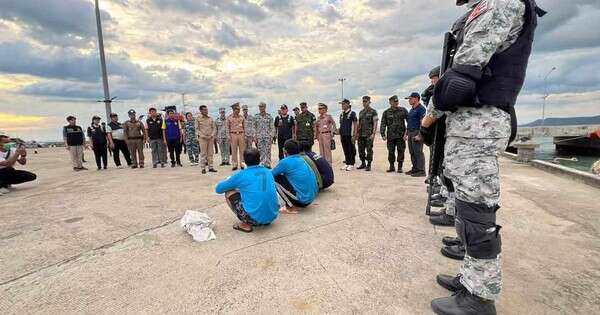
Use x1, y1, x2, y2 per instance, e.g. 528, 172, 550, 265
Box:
0, 0, 599, 141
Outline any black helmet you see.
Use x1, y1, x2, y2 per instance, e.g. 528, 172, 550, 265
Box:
92, 115, 101, 121
429, 66, 441, 78
456, 0, 468, 5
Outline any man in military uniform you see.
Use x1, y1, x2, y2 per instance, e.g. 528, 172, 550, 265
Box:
253, 102, 275, 168
227, 103, 246, 170
215, 107, 230, 166
275, 104, 295, 160
295, 102, 316, 151
357, 96, 378, 171
123, 109, 146, 169
421, 0, 544, 314
242, 104, 254, 149
380, 95, 408, 173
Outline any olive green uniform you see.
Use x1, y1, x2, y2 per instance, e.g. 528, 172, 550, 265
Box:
296, 111, 316, 150
380, 106, 408, 165
357, 107, 378, 163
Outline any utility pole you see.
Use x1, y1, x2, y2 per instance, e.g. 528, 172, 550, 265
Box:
541, 67, 557, 127
94, 0, 113, 122
338, 78, 346, 100
181, 93, 186, 113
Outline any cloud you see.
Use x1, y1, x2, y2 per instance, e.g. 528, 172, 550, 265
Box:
0, 0, 112, 47
152, 0, 267, 21
214, 22, 255, 48
319, 4, 343, 24
195, 47, 227, 61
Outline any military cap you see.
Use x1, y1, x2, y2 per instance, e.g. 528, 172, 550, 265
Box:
110, 112, 118, 117
148, 107, 157, 111
92, 115, 101, 120
241, 104, 248, 110
128, 109, 136, 115
318, 103, 328, 109
280, 104, 288, 109
258, 102, 266, 107
66, 115, 76, 121
299, 102, 307, 107
362, 95, 371, 101
404, 92, 421, 99
231, 102, 240, 109
339, 98, 350, 105
429, 66, 441, 79
389, 95, 399, 102
219, 107, 226, 112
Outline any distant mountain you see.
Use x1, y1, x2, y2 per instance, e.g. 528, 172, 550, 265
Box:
520, 115, 600, 127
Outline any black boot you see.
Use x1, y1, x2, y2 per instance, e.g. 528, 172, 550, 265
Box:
431, 199, 446, 208
442, 236, 462, 247
429, 207, 447, 216
386, 163, 395, 173
397, 162, 403, 173
431, 288, 496, 315
430, 213, 455, 227
436, 274, 465, 292
365, 161, 372, 171
357, 160, 366, 170
441, 244, 465, 260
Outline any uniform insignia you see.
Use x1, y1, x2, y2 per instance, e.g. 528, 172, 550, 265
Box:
467, 0, 489, 25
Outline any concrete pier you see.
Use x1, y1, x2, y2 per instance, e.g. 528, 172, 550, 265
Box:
1, 143, 599, 314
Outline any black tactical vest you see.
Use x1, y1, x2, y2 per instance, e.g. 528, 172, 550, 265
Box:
454, 0, 540, 111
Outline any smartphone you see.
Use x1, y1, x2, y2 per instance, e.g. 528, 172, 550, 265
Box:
3, 143, 15, 151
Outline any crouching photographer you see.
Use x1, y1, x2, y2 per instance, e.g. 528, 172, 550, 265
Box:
0, 132, 37, 194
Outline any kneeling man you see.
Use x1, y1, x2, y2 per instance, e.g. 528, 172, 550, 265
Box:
215, 148, 279, 233
299, 141, 334, 190
272, 139, 318, 213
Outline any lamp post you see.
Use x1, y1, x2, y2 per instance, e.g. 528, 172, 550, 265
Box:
94, 0, 112, 122
541, 66, 556, 127
338, 78, 346, 100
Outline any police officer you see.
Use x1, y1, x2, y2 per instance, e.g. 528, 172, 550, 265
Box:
215, 107, 230, 166
227, 103, 246, 170
274, 104, 296, 161
123, 109, 146, 168
357, 96, 378, 171
295, 102, 316, 151
380, 95, 408, 173
253, 102, 275, 168
87, 116, 108, 170
63, 116, 87, 171
421, 0, 544, 314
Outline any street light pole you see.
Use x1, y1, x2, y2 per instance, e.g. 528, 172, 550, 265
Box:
94, 0, 112, 122
541, 66, 556, 127
338, 78, 346, 100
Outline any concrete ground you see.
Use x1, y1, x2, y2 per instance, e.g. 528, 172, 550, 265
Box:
1, 141, 599, 314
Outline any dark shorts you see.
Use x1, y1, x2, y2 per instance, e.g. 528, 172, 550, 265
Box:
226, 192, 258, 226
274, 175, 311, 208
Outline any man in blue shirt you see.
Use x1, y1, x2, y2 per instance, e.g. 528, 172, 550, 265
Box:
404, 92, 427, 177
299, 141, 334, 190
215, 148, 279, 233
272, 139, 318, 214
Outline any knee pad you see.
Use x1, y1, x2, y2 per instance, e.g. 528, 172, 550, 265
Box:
456, 199, 502, 259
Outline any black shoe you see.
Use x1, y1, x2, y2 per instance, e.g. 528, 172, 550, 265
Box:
132, 165, 138, 169
241, 166, 245, 170
442, 236, 462, 247
202, 169, 207, 174
220, 162, 225, 166
431, 288, 496, 315
177, 163, 183, 167
436, 274, 465, 292
153, 164, 158, 169
209, 168, 217, 173
430, 214, 455, 227
161, 163, 166, 168
429, 207, 447, 216
397, 163, 403, 173
405, 169, 416, 175
232, 167, 238, 171
365, 162, 371, 172
441, 244, 465, 261
171, 163, 176, 168
140, 165, 144, 169
386, 165, 395, 173
357, 162, 366, 170
411, 171, 426, 177
103, 166, 107, 169
431, 199, 446, 208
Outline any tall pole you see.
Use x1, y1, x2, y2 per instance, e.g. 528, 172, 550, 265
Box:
338, 78, 346, 100
181, 93, 186, 113
541, 67, 556, 127
95, 0, 112, 121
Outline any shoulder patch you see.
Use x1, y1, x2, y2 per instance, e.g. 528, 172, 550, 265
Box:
467, 0, 490, 25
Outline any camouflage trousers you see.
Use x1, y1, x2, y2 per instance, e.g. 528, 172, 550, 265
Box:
256, 137, 272, 168
357, 136, 374, 162
217, 138, 230, 163
443, 107, 510, 301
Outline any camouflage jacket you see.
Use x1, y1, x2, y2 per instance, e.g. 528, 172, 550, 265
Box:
380, 106, 408, 139
253, 113, 275, 138
358, 107, 378, 137
215, 116, 228, 139
296, 111, 316, 140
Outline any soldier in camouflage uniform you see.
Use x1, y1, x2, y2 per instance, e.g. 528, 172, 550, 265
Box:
421, 0, 544, 314
183, 112, 200, 165
357, 96, 378, 171
242, 105, 254, 149
295, 102, 316, 151
253, 102, 275, 168
215, 108, 230, 166
380, 95, 408, 173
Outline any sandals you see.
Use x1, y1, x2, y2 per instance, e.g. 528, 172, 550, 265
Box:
233, 223, 253, 233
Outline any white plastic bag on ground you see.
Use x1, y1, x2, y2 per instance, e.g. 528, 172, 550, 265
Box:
180, 210, 216, 242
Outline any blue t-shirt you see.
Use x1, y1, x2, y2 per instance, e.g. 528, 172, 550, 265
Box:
407, 104, 426, 130
305, 151, 334, 189
215, 165, 279, 224
272, 154, 318, 204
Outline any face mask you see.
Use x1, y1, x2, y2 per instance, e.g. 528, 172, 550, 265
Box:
3, 143, 16, 151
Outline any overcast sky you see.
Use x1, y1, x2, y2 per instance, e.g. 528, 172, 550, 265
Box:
0, 0, 599, 141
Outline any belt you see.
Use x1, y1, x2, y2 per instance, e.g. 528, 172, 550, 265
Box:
128, 137, 143, 140
230, 131, 244, 134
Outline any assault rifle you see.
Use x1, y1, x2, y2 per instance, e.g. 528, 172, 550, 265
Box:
425, 32, 456, 216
